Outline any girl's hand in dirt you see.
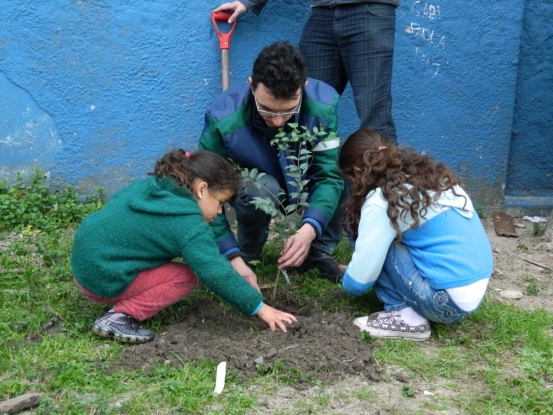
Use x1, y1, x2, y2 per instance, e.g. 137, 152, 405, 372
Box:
256, 303, 297, 332
214, 1, 248, 23
278, 224, 316, 269
230, 256, 261, 293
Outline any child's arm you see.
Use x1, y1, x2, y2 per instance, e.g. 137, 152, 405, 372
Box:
256, 303, 297, 332
342, 199, 396, 296
230, 256, 261, 293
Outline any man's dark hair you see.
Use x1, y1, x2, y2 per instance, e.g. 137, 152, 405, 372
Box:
251, 41, 307, 99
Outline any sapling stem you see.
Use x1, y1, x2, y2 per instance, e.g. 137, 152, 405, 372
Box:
271, 268, 281, 303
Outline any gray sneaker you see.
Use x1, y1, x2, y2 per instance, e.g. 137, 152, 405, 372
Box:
353, 311, 431, 341
92, 310, 155, 343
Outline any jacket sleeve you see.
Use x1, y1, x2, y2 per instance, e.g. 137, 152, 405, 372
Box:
199, 114, 240, 257
179, 219, 263, 315
240, 0, 270, 15
301, 112, 344, 234
342, 199, 397, 296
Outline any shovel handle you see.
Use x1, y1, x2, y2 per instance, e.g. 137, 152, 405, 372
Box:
211, 11, 236, 50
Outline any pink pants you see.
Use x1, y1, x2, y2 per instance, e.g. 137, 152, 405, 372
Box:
75, 262, 199, 321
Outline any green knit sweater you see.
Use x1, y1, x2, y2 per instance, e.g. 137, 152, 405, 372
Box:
71, 176, 263, 315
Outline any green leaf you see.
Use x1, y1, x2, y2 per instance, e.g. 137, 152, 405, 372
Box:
285, 204, 297, 213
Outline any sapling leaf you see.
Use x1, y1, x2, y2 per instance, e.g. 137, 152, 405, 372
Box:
285, 204, 297, 213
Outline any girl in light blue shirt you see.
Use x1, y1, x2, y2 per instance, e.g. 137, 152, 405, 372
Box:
338, 129, 493, 341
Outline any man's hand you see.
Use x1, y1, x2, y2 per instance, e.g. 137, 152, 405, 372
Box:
230, 256, 261, 293
214, 1, 248, 23
256, 303, 297, 332
277, 224, 316, 269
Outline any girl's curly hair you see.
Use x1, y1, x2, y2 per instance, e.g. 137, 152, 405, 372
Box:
338, 129, 464, 241
149, 149, 241, 195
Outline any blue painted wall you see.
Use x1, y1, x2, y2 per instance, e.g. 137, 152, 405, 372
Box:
0, 1, 550, 210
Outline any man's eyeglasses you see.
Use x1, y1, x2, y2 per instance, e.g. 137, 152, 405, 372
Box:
254, 95, 302, 118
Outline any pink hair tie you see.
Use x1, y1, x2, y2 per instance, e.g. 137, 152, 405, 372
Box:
184, 151, 191, 158
378, 146, 387, 152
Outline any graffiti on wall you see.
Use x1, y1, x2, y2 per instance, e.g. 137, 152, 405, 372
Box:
405, 1, 445, 77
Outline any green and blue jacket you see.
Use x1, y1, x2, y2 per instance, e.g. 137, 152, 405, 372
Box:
199, 79, 344, 257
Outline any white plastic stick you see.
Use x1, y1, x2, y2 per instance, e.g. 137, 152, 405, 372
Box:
213, 361, 227, 395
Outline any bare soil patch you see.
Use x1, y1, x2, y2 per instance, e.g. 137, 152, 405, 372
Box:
121, 296, 381, 385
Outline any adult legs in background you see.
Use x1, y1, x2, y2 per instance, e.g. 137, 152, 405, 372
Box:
300, 3, 397, 142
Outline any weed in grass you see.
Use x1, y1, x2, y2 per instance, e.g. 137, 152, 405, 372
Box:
475, 205, 488, 219
525, 279, 540, 296
532, 223, 546, 236
517, 242, 528, 251
0, 168, 104, 233
360, 331, 375, 343
401, 384, 415, 397
255, 360, 302, 385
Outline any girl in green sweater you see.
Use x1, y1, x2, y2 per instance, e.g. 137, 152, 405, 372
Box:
71, 150, 296, 343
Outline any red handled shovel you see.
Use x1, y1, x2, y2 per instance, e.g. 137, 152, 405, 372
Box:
211, 11, 236, 91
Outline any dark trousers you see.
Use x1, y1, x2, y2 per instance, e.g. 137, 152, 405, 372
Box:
230, 174, 344, 259
300, 3, 397, 142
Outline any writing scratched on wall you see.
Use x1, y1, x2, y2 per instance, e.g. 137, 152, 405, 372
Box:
405, 23, 445, 49
406, 2, 445, 77
413, 47, 442, 76
411, 1, 441, 20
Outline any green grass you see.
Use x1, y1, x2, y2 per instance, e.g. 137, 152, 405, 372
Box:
1, 171, 553, 414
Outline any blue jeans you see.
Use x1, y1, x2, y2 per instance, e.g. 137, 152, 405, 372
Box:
230, 174, 344, 259
375, 243, 475, 324
300, 3, 397, 141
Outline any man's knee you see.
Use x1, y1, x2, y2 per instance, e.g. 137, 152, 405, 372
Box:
237, 175, 284, 206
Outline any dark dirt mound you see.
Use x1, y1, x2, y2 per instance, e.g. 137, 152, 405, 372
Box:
119, 294, 383, 385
